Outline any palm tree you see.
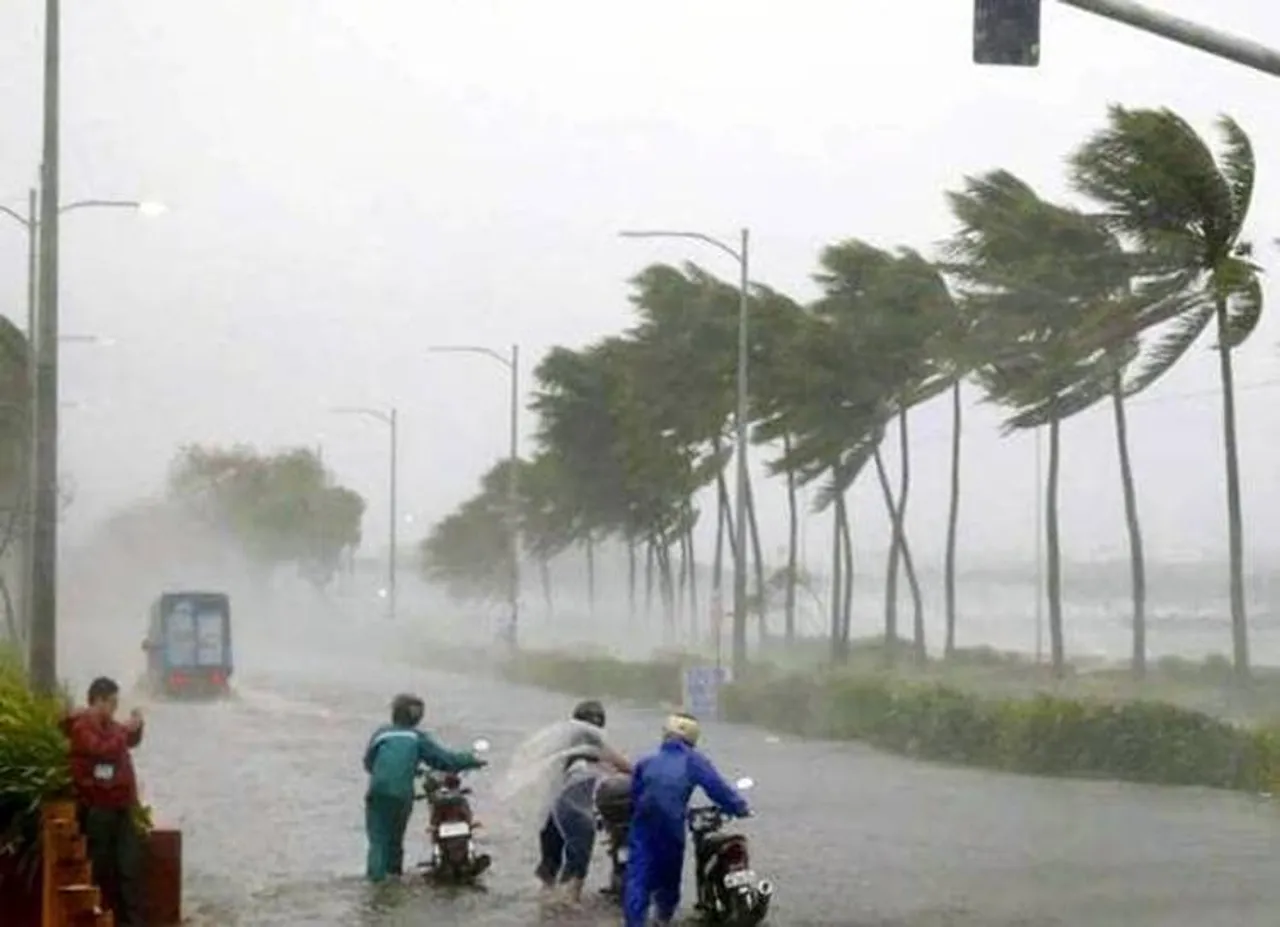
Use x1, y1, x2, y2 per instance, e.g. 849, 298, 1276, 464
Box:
1070, 106, 1262, 682
747, 285, 809, 643
811, 241, 952, 662
756, 307, 888, 663
946, 170, 1135, 677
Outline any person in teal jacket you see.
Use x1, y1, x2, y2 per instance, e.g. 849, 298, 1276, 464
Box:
362, 693, 486, 882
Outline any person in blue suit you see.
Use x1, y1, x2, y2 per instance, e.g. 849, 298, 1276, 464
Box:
362, 693, 486, 882
624, 712, 750, 927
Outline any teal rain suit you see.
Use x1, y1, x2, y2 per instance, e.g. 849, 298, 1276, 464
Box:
362, 723, 481, 881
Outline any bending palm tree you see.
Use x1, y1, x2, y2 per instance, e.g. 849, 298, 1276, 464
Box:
1070, 106, 1263, 682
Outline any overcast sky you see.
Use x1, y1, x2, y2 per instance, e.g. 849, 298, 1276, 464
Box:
0, 0, 1277, 570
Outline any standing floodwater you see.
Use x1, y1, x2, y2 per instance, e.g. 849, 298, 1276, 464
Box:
110, 621, 1280, 926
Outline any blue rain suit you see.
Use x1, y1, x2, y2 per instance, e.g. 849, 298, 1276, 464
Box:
362, 723, 481, 882
623, 739, 749, 927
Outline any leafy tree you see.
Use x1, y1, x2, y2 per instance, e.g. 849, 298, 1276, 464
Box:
1070, 106, 1262, 681
168, 445, 365, 588
421, 489, 508, 603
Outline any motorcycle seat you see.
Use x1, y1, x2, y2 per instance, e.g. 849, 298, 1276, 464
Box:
699, 833, 742, 853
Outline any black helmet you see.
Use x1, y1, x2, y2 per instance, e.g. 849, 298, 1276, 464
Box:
572, 699, 606, 728
391, 693, 424, 727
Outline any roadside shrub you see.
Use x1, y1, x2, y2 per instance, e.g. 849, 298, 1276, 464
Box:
499, 651, 687, 705
0, 645, 71, 881
486, 647, 1280, 795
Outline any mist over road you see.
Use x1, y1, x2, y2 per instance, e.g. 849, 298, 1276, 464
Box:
79, 608, 1280, 926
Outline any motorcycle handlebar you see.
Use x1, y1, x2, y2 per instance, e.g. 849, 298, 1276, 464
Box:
688, 805, 752, 820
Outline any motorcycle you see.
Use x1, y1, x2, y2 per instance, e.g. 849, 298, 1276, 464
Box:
689, 777, 773, 925
593, 772, 632, 899
416, 737, 492, 885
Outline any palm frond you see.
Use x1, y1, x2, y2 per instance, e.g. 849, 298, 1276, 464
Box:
1215, 114, 1255, 242
1123, 301, 1215, 397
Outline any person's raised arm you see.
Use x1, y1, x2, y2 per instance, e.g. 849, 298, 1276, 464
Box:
125, 710, 144, 748
689, 752, 749, 817
418, 731, 483, 772
69, 714, 129, 759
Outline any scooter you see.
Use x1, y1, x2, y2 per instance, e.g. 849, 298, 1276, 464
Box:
416, 737, 492, 885
593, 773, 632, 899
689, 777, 773, 925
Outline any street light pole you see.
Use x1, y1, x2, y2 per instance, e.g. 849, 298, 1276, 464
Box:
1034, 429, 1044, 664
331, 406, 398, 619
1, 184, 157, 682
427, 344, 521, 649
618, 227, 752, 679
30, 0, 62, 695
389, 408, 398, 622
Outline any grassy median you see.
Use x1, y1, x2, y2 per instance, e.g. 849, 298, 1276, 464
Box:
422, 639, 1280, 794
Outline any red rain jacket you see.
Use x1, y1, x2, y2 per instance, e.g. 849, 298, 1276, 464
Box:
64, 709, 143, 809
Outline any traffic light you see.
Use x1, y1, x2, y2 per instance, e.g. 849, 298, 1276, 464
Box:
974, 0, 1041, 66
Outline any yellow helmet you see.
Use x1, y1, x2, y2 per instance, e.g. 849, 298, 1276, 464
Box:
663, 712, 701, 746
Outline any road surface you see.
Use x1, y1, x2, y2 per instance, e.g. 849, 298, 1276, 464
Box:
100, 616, 1279, 926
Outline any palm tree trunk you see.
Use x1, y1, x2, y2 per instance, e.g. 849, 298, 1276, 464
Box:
895, 409, 926, 662
713, 468, 726, 612
828, 488, 844, 663
1216, 300, 1250, 681
783, 433, 799, 642
540, 557, 553, 616
1046, 413, 1066, 677
628, 537, 638, 624
744, 473, 768, 642
686, 520, 699, 638
873, 450, 900, 656
658, 539, 676, 638
944, 381, 962, 659
716, 467, 740, 572
586, 535, 597, 612
838, 490, 855, 654
1109, 372, 1147, 679
644, 541, 655, 618
676, 530, 688, 635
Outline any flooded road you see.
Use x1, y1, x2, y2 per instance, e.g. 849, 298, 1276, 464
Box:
117, 617, 1280, 926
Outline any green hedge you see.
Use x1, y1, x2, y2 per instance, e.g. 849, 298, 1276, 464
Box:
0, 645, 71, 876
484, 650, 1280, 794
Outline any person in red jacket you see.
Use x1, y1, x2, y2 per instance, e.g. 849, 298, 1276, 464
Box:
66, 677, 145, 927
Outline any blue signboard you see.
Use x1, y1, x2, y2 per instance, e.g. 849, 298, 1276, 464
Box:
682, 665, 727, 720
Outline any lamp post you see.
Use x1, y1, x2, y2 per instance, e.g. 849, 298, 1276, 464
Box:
1, 177, 159, 691
427, 344, 521, 649
331, 406, 398, 619
619, 228, 750, 678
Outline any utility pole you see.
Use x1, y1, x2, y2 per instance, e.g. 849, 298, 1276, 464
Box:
30, 0, 61, 695
506, 345, 520, 650
388, 407, 398, 622
618, 227, 752, 680
427, 343, 522, 649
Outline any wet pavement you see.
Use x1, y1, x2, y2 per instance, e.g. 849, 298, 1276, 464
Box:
113, 616, 1280, 926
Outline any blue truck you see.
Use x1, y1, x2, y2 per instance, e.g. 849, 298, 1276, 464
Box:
142, 591, 233, 699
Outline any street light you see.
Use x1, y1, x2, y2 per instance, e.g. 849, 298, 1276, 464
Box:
619, 228, 751, 678
427, 344, 521, 649
331, 406, 399, 620
1, 172, 157, 690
